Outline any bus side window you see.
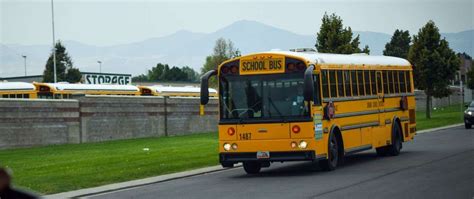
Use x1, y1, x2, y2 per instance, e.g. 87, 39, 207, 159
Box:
9, 94, 15, 98
394, 70, 400, 93
383, 71, 389, 94
329, 70, 337, 98
351, 70, 358, 96
24, 94, 29, 98
400, 71, 407, 93
337, 70, 344, 97
344, 70, 351, 97
313, 74, 322, 105
389, 71, 395, 94
1, 94, 7, 98
364, 71, 371, 96
370, 71, 376, 95
376, 72, 382, 94
321, 70, 329, 98
357, 71, 364, 96
406, 71, 412, 92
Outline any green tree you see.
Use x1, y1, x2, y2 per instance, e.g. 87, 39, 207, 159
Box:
315, 13, 370, 54
383, 29, 411, 59
181, 66, 199, 82
132, 74, 148, 82
43, 41, 81, 83
201, 38, 240, 87
467, 64, 474, 90
408, 21, 460, 118
147, 63, 166, 81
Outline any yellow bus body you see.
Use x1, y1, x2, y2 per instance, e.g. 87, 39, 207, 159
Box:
34, 83, 140, 99
0, 82, 38, 99
203, 51, 416, 172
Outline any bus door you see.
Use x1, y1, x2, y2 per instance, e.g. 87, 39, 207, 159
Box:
376, 71, 385, 128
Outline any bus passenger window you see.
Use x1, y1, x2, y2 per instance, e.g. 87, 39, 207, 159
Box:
321, 70, 329, 98
400, 71, 407, 93
9, 94, 15, 98
388, 71, 394, 94
329, 71, 337, 98
24, 94, 29, 98
2, 94, 7, 98
394, 71, 400, 93
16, 94, 22, 98
313, 74, 322, 105
376, 72, 382, 94
344, 71, 351, 97
351, 71, 358, 96
337, 70, 344, 97
370, 71, 376, 95
364, 71, 371, 95
383, 71, 389, 94
357, 71, 364, 96
406, 71, 412, 92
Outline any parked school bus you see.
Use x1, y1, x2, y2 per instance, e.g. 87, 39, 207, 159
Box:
34, 83, 140, 99
0, 82, 37, 99
139, 85, 217, 97
200, 50, 416, 174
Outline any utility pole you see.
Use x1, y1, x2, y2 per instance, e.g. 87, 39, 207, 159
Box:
22, 55, 27, 76
51, 0, 57, 83
97, 61, 102, 73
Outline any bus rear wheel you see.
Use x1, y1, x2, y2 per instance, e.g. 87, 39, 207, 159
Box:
319, 132, 339, 171
243, 161, 261, 174
387, 123, 402, 156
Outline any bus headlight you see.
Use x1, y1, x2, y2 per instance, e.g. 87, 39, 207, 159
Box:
299, 141, 308, 149
291, 141, 298, 148
223, 143, 231, 151
231, 143, 238, 150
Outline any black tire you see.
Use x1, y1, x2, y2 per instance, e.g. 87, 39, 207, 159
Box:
465, 122, 472, 129
387, 123, 402, 156
376, 147, 388, 156
243, 161, 261, 174
319, 131, 339, 171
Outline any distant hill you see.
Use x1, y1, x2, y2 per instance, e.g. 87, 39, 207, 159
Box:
1, 20, 472, 77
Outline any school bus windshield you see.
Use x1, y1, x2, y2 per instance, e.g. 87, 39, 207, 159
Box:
219, 73, 310, 122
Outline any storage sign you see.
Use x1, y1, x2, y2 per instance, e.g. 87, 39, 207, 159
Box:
82, 72, 132, 85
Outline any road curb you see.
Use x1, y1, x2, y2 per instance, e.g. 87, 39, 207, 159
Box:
416, 123, 464, 134
44, 164, 241, 199
44, 123, 464, 198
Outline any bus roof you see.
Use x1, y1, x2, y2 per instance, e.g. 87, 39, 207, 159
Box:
38, 83, 140, 91
238, 51, 411, 67
144, 85, 217, 93
0, 82, 36, 91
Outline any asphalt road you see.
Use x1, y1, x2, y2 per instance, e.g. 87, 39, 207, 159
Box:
88, 126, 473, 199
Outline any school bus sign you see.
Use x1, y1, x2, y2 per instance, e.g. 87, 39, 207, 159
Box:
240, 55, 285, 75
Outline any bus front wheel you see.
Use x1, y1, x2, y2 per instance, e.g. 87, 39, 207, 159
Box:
243, 161, 261, 174
319, 131, 340, 171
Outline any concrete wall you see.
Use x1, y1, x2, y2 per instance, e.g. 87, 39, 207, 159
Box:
0, 96, 218, 149
415, 88, 473, 111
0, 99, 80, 149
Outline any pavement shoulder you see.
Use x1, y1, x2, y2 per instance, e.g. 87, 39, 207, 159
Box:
416, 123, 464, 134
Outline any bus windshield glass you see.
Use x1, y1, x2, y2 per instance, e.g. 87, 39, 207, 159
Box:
219, 73, 310, 122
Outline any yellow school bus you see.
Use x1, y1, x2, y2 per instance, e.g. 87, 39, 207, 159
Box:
0, 82, 38, 99
200, 50, 416, 174
139, 85, 217, 97
34, 83, 140, 99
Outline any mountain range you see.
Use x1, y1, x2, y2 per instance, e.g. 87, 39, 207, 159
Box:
1, 20, 472, 77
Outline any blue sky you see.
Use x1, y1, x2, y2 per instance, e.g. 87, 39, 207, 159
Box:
1, 0, 473, 46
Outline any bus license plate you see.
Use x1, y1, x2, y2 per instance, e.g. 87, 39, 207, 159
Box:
256, 151, 270, 159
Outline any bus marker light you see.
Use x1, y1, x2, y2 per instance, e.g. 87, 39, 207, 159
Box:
291, 142, 297, 148
299, 141, 308, 149
227, 127, 236, 136
292, 125, 300, 134
223, 143, 231, 151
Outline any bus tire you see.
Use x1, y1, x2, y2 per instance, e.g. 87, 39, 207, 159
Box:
319, 131, 340, 171
465, 122, 472, 129
387, 123, 402, 156
243, 161, 261, 174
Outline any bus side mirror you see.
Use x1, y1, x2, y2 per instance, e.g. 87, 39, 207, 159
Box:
303, 65, 315, 102
200, 70, 217, 105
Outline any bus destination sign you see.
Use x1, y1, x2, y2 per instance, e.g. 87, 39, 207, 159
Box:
240, 55, 285, 75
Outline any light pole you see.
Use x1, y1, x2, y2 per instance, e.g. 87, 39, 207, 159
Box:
51, 0, 57, 83
22, 55, 27, 76
97, 61, 102, 73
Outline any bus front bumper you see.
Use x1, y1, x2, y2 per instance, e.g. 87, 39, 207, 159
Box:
220, 151, 317, 164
